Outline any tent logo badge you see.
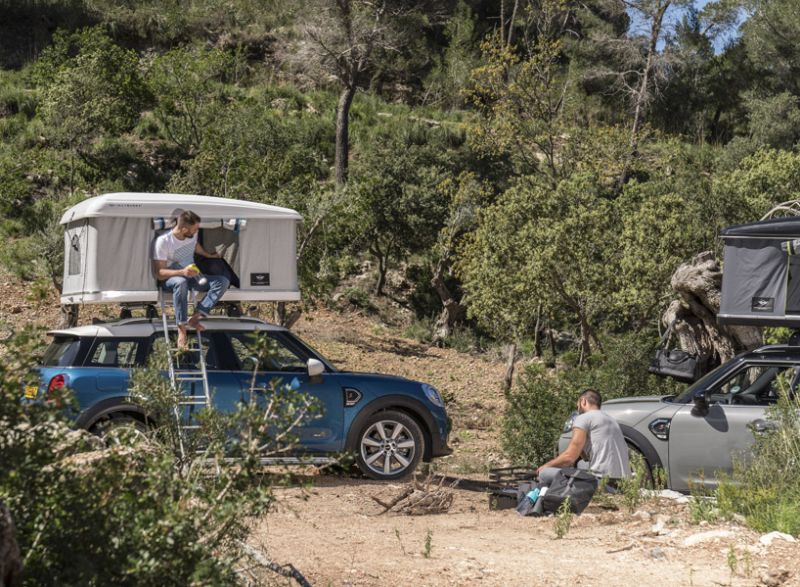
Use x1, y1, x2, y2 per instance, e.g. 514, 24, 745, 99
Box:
250, 273, 270, 286
751, 297, 774, 312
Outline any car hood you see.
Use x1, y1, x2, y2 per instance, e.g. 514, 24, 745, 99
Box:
604, 395, 671, 406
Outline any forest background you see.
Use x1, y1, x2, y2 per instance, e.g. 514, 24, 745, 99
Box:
5, 0, 800, 455
4, 0, 800, 581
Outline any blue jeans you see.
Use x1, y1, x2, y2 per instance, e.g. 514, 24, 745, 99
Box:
163, 274, 230, 326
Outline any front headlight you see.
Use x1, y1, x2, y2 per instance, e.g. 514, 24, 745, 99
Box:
422, 384, 444, 407
562, 411, 578, 433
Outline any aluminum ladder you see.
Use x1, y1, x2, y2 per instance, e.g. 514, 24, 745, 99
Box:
158, 288, 211, 457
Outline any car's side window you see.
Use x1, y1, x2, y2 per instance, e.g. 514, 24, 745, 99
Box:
714, 364, 796, 405
148, 333, 220, 371
228, 332, 307, 372
86, 339, 141, 368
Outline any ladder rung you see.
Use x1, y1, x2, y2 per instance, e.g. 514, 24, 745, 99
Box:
182, 425, 201, 430
180, 401, 208, 406
169, 347, 203, 354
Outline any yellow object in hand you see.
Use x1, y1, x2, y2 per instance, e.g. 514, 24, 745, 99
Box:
187, 263, 207, 286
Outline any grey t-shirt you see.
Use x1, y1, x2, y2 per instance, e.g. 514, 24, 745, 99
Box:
573, 410, 631, 479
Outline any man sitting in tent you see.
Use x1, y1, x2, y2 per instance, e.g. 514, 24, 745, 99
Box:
152, 210, 230, 350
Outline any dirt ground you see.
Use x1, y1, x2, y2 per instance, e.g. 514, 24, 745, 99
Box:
3, 270, 799, 585
256, 475, 799, 587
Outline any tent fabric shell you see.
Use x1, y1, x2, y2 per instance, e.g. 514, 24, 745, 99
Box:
720, 218, 800, 327
60, 193, 301, 305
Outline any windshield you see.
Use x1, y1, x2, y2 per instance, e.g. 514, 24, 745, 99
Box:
42, 336, 81, 367
284, 332, 337, 372
671, 360, 738, 403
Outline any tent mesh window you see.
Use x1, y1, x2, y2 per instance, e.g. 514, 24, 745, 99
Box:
68, 233, 81, 276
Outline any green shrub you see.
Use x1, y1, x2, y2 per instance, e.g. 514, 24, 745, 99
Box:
342, 286, 372, 310
715, 394, 800, 534
0, 329, 319, 585
501, 364, 576, 466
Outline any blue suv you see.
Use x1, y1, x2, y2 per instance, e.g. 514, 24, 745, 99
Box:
32, 316, 451, 480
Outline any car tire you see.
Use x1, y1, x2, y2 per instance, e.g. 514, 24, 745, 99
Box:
93, 414, 149, 447
355, 410, 424, 481
627, 442, 655, 488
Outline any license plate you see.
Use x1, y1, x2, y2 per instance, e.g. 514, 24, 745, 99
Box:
24, 385, 38, 399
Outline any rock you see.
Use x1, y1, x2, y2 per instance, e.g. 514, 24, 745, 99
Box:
650, 520, 666, 536
650, 547, 667, 561
655, 489, 685, 500
682, 530, 735, 546
632, 510, 651, 522
732, 513, 747, 525
759, 532, 797, 546
760, 569, 791, 587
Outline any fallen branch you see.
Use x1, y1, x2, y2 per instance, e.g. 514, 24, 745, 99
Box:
237, 540, 312, 587
371, 486, 414, 514
606, 542, 636, 554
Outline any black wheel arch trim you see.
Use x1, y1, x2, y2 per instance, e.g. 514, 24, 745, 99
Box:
345, 395, 448, 460
619, 424, 663, 472
76, 397, 154, 430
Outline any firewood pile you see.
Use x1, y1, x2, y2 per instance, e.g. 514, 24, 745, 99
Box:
371, 473, 455, 515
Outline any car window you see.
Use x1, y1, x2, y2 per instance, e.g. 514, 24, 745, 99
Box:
228, 332, 307, 372
148, 333, 220, 371
87, 339, 141, 368
42, 336, 82, 367
713, 364, 797, 405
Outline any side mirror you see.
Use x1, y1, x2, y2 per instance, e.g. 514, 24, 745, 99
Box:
307, 358, 325, 378
691, 389, 710, 417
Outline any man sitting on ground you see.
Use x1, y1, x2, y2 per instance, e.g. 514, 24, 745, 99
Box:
536, 389, 631, 490
152, 210, 230, 350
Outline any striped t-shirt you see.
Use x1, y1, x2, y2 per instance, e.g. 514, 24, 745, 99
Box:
153, 231, 197, 269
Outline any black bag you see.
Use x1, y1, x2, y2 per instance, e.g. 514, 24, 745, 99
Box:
195, 256, 241, 289
648, 321, 700, 383
537, 468, 598, 515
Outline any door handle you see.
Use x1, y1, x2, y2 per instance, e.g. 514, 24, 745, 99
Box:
748, 419, 776, 434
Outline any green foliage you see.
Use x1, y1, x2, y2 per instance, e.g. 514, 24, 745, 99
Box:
501, 364, 576, 466
36, 27, 151, 147
714, 394, 800, 535
0, 329, 319, 584
146, 44, 241, 155
553, 497, 573, 539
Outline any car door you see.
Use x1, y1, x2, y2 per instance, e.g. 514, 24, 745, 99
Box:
225, 330, 345, 453
667, 362, 796, 491
147, 332, 243, 419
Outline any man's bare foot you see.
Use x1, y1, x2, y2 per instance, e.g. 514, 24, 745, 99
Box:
177, 326, 189, 351
187, 313, 206, 331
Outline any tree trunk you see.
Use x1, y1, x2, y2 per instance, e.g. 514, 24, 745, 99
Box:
374, 251, 387, 296
59, 304, 79, 328
662, 251, 762, 372
578, 309, 592, 366
503, 343, 517, 393
630, 1, 670, 153
431, 257, 465, 344
532, 304, 542, 358
335, 85, 356, 185
275, 302, 302, 330
0, 501, 22, 587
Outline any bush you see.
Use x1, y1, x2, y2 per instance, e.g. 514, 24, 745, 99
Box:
715, 394, 800, 534
501, 364, 576, 466
0, 329, 319, 585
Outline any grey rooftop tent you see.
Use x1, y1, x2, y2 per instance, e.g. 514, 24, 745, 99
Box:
60, 192, 302, 305
720, 217, 800, 326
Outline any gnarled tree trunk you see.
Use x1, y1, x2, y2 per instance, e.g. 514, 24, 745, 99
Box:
662, 251, 762, 373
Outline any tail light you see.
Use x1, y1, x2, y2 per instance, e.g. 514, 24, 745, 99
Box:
46, 374, 67, 405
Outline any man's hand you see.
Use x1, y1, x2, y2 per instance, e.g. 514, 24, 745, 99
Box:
183, 266, 199, 278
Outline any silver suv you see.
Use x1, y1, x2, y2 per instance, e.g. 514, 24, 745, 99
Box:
558, 344, 797, 491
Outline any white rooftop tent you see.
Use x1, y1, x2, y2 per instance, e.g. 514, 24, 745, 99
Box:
60, 192, 302, 305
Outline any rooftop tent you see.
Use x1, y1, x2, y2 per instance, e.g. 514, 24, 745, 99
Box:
720, 217, 800, 326
60, 192, 302, 305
